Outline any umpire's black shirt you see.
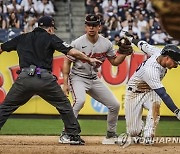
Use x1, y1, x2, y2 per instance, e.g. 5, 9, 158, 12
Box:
1, 27, 73, 71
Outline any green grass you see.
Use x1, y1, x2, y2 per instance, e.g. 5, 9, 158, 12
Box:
0, 119, 180, 136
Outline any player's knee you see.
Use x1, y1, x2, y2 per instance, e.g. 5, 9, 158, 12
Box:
128, 130, 141, 137
108, 102, 120, 112
115, 102, 120, 111
73, 101, 85, 111
74, 98, 85, 108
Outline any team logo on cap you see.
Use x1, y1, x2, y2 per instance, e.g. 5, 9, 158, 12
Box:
90, 15, 95, 20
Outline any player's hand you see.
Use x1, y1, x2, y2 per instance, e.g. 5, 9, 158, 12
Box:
89, 58, 102, 67
174, 109, 180, 120
63, 84, 70, 97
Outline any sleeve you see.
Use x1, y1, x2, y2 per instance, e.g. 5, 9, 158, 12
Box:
106, 40, 116, 58
64, 40, 77, 62
143, 66, 164, 90
154, 87, 178, 113
137, 40, 162, 56
1, 35, 20, 52
51, 35, 73, 55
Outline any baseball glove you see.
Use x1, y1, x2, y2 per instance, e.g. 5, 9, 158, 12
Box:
117, 37, 133, 55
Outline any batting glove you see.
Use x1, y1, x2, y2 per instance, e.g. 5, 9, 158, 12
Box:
174, 109, 180, 120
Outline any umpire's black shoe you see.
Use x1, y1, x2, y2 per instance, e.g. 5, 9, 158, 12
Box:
70, 135, 85, 145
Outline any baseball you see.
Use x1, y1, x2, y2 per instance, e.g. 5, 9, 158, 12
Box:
121, 39, 125, 44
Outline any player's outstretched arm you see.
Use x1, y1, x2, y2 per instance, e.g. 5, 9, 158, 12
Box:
108, 54, 128, 66
154, 87, 180, 120
108, 37, 133, 66
62, 57, 72, 96
123, 31, 161, 56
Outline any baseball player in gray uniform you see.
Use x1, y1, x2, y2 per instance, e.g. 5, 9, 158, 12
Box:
59, 14, 133, 144
122, 32, 180, 145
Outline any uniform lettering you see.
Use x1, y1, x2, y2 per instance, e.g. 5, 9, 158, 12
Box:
62, 42, 70, 48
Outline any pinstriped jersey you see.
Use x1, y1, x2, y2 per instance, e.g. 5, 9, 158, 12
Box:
128, 41, 167, 91
67, 34, 116, 79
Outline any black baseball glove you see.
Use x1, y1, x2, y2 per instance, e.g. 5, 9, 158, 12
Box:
117, 37, 133, 55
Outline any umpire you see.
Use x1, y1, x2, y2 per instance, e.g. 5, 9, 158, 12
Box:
0, 16, 100, 145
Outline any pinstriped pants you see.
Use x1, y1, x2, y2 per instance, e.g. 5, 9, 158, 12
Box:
125, 89, 161, 137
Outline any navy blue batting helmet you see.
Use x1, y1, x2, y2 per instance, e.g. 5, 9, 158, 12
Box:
161, 44, 180, 64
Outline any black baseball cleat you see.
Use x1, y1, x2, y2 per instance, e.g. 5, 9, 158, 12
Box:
70, 135, 85, 145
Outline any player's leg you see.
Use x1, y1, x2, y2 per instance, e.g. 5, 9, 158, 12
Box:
143, 91, 161, 145
125, 90, 144, 138
0, 77, 34, 130
38, 74, 84, 145
69, 77, 88, 118
57, 75, 88, 144
88, 79, 120, 144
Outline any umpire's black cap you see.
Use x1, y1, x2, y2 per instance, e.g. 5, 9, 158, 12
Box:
38, 16, 57, 30
85, 14, 101, 26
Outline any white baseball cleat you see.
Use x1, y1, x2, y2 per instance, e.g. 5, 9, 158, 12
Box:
59, 131, 71, 144
102, 131, 118, 144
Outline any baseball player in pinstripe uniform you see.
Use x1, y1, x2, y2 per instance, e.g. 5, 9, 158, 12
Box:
59, 14, 133, 144
122, 32, 180, 145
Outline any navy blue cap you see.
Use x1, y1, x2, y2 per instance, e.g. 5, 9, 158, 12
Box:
85, 14, 100, 25
38, 16, 57, 30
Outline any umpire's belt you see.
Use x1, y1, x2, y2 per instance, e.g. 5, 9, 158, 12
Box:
128, 87, 145, 93
21, 68, 50, 73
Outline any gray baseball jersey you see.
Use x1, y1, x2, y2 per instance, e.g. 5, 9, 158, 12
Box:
125, 41, 166, 138
67, 34, 116, 78
67, 34, 120, 135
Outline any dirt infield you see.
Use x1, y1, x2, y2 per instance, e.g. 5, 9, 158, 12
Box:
0, 136, 180, 154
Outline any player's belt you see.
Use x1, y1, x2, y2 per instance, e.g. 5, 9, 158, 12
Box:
128, 87, 145, 93
71, 72, 97, 80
